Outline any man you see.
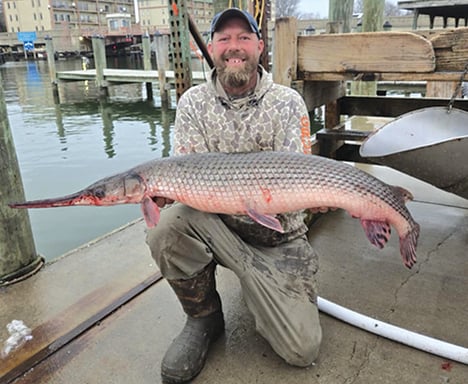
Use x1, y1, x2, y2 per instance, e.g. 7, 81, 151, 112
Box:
146, 8, 322, 383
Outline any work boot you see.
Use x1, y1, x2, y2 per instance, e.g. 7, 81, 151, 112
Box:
161, 262, 224, 384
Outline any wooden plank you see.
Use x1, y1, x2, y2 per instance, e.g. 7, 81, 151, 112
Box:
297, 32, 435, 74
299, 71, 467, 82
298, 80, 346, 110
272, 17, 297, 86
426, 81, 459, 97
0, 272, 163, 383
338, 95, 468, 117
430, 27, 468, 71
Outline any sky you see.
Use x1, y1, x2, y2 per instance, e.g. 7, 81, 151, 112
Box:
298, 0, 399, 18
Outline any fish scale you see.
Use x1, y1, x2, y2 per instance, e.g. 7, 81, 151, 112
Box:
9, 151, 420, 268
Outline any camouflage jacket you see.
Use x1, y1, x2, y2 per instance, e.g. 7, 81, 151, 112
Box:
173, 66, 312, 246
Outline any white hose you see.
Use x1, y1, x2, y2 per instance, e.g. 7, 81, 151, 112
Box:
317, 296, 468, 365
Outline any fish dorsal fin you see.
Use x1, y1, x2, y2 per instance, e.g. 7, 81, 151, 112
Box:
141, 196, 161, 227
360, 219, 392, 249
391, 185, 414, 203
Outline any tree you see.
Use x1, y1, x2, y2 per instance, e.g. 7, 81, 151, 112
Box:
354, 0, 407, 16
275, 0, 302, 18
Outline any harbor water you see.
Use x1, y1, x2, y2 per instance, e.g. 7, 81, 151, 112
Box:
1, 57, 177, 260
2, 56, 323, 261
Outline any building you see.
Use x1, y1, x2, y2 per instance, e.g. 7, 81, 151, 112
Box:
2, 0, 137, 35
138, 0, 213, 34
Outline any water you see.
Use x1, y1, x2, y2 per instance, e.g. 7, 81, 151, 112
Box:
1, 57, 176, 260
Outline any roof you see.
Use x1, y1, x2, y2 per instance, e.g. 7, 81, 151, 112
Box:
398, 0, 468, 18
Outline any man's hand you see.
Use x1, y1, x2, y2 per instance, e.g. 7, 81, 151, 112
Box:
309, 207, 337, 214
152, 197, 174, 208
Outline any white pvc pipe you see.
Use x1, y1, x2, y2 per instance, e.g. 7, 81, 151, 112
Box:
317, 296, 468, 365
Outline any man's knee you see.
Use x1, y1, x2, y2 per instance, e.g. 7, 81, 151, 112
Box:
281, 326, 322, 367
146, 205, 216, 279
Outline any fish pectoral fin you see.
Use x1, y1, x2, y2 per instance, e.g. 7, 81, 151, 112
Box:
360, 219, 391, 249
246, 207, 284, 233
140, 196, 161, 228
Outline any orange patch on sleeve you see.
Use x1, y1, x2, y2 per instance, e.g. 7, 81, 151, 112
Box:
300, 115, 312, 154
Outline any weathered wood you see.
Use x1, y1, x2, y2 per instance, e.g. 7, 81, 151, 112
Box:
272, 17, 297, 86
142, 34, 152, 71
338, 95, 468, 116
430, 27, 468, 71
142, 34, 153, 101
328, 0, 354, 33
45, 37, 59, 104
154, 34, 172, 107
362, 0, 384, 32
350, 0, 384, 97
426, 80, 459, 97
91, 36, 108, 98
298, 71, 465, 82
297, 32, 436, 74
0, 73, 40, 283
322, 0, 353, 151
299, 80, 346, 110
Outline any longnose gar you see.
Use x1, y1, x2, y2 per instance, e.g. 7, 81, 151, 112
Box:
10, 151, 420, 268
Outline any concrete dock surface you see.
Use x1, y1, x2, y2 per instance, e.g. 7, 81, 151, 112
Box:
1, 164, 467, 384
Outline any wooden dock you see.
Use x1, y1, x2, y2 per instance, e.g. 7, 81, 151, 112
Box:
56, 68, 209, 84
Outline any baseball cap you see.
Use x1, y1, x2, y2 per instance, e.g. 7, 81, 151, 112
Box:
210, 8, 261, 38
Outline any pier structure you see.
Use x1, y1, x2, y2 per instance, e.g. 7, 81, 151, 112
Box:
271, 19, 468, 158
1, 2, 468, 382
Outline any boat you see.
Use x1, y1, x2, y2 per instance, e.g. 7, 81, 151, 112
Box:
360, 107, 468, 199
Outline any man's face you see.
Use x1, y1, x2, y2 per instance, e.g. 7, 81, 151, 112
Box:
208, 18, 264, 89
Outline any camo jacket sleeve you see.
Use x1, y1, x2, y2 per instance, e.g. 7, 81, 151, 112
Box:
172, 68, 311, 245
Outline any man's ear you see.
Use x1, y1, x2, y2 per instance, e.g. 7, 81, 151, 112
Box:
207, 41, 213, 56
258, 39, 265, 54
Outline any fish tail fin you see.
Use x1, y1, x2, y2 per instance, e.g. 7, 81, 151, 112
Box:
141, 196, 161, 228
400, 222, 420, 269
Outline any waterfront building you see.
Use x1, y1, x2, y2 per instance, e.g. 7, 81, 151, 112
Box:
138, 0, 213, 34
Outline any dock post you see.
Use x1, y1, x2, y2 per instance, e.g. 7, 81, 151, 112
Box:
324, 0, 353, 132
45, 36, 60, 104
91, 36, 109, 99
350, 0, 384, 97
154, 33, 171, 108
0, 73, 43, 286
142, 33, 153, 101
328, 0, 353, 33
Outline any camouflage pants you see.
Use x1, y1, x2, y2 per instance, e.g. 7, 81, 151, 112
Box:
146, 204, 322, 366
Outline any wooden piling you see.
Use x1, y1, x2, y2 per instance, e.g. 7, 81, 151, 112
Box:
45, 37, 60, 104
272, 17, 297, 87
142, 34, 153, 101
91, 36, 109, 99
325, 0, 354, 131
154, 33, 171, 108
362, 0, 384, 33
0, 73, 43, 286
328, 0, 354, 33
350, 0, 384, 97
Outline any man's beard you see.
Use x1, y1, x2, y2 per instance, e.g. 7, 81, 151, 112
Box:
216, 54, 257, 89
